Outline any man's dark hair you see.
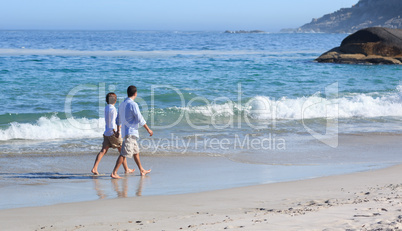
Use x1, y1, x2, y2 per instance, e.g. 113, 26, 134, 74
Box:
127, 85, 137, 97
106, 92, 117, 104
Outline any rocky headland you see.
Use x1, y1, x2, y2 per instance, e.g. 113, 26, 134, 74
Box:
290, 0, 402, 33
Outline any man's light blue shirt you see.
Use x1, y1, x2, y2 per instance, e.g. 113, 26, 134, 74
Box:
117, 98, 146, 138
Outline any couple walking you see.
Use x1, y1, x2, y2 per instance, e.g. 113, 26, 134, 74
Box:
91, 85, 153, 178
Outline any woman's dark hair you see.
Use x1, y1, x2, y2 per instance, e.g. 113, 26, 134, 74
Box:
106, 92, 117, 104
127, 85, 137, 97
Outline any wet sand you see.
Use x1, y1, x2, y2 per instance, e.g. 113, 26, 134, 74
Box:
1, 163, 401, 230
2, 134, 401, 210
0, 153, 388, 210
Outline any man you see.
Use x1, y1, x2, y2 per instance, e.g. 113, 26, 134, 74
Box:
111, 85, 153, 179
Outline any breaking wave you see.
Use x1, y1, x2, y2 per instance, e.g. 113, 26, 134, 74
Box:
182, 85, 402, 120
0, 86, 401, 141
0, 116, 103, 141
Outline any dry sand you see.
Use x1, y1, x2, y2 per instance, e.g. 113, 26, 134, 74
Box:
1, 164, 401, 231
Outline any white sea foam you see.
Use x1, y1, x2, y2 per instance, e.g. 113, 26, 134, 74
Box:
183, 85, 402, 120
0, 116, 103, 141
183, 102, 236, 117
1, 87, 401, 141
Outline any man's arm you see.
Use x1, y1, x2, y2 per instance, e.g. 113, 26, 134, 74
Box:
143, 124, 153, 136
133, 103, 151, 135
133, 103, 146, 127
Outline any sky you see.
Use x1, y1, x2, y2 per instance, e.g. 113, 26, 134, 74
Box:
0, 0, 358, 31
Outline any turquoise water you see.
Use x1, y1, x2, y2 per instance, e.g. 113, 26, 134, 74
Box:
0, 31, 401, 208
0, 31, 401, 156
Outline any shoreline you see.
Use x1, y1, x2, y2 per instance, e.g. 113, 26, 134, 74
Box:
1, 163, 401, 230
0, 150, 396, 210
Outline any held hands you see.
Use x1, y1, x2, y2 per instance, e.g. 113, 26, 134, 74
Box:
113, 130, 120, 138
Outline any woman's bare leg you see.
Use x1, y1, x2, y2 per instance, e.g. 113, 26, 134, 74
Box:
91, 146, 109, 175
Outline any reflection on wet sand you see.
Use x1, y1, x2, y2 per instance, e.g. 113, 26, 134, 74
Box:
136, 176, 147, 196
112, 177, 128, 198
93, 177, 107, 199
93, 175, 148, 199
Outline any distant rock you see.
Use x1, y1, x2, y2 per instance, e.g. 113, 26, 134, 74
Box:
224, 30, 265, 34
287, 0, 402, 33
316, 27, 402, 64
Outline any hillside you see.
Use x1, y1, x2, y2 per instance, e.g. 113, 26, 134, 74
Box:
292, 0, 402, 33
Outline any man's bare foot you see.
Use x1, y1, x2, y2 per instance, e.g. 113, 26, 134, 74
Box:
125, 169, 135, 174
110, 173, 123, 179
140, 169, 151, 176
91, 169, 99, 175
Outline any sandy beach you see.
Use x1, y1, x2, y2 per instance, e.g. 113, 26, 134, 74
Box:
1, 163, 401, 230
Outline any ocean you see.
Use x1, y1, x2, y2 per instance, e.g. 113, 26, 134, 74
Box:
0, 31, 401, 209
